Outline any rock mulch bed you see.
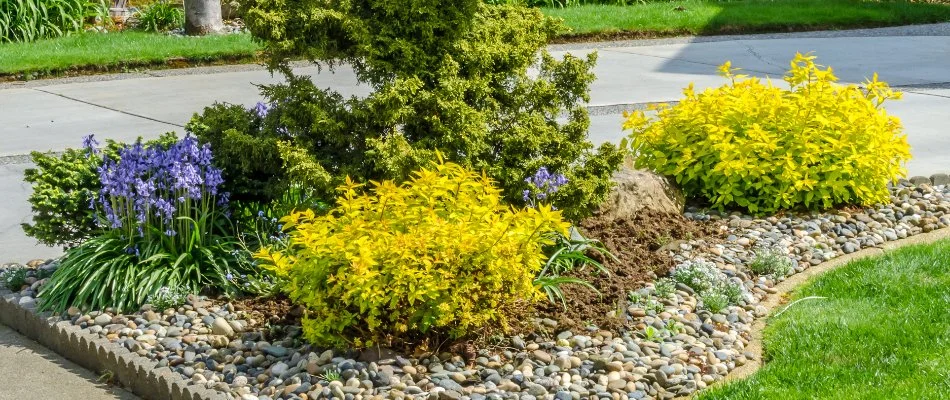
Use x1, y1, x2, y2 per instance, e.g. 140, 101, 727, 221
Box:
2, 181, 949, 400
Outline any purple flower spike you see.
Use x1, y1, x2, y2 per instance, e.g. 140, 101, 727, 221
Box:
95, 134, 227, 239
253, 102, 271, 119
523, 167, 569, 208
82, 134, 100, 155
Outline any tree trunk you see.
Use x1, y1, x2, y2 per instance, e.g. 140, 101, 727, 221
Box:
183, 0, 224, 35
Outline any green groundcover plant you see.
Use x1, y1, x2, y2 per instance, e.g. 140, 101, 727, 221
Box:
189, 0, 623, 221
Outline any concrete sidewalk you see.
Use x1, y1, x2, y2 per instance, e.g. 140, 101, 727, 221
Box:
2, 24, 949, 264
0, 323, 138, 400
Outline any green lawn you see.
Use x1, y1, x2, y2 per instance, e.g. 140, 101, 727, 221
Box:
546, 0, 950, 39
4, 0, 950, 79
697, 239, 950, 399
0, 31, 259, 78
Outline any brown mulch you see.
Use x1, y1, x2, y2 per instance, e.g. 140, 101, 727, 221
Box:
533, 211, 720, 333
230, 295, 303, 329
222, 211, 721, 353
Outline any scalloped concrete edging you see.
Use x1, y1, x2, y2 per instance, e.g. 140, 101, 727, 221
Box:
0, 296, 227, 400
699, 226, 950, 395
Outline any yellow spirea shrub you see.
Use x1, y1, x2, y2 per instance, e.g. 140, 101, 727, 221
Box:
623, 53, 911, 214
256, 161, 569, 348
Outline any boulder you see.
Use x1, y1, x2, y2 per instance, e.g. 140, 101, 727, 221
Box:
358, 347, 399, 363
909, 176, 932, 186
594, 167, 684, 220
930, 173, 950, 186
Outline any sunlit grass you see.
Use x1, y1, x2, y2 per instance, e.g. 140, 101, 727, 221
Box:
546, 0, 950, 37
698, 238, 950, 399
0, 31, 259, 77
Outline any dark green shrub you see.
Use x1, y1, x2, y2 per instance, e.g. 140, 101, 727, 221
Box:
191, 0, 623, 220
186, 103, 285, 204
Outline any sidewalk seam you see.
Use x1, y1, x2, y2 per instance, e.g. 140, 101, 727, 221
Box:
599, 47, 781, 76
31, 88, 185, 129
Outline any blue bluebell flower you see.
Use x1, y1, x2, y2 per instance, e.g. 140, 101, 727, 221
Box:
253, 102, 271, 118
523, 167, 569, 207
82, 134, 100, 155
96, 134, 227, 233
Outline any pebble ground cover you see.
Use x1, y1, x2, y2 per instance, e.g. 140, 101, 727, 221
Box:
698, 238, 950, 400
4, 181, 947, 400
2, 1, 948, 400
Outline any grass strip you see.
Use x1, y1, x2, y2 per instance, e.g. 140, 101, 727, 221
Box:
545, 0, 950, 41
698, 238, 950, 399
3, 0, 950, 78
0, 31, 259, 79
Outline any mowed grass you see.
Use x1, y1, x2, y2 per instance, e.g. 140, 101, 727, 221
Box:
697, 238, 950, 400
0, 31, 259, 77
546, 0, 950, 38
4, 0, 950, 78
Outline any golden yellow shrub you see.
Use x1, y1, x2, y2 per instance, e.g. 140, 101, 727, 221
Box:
256, 161, 568, 348
623, 53, 911, 214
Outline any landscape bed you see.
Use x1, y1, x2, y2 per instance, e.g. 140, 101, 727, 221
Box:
3, 1, 948, 399
3, 178, 949, 400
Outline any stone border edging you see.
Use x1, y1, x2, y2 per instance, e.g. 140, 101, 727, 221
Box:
0, 297, 226, 400
698, 226, 950, 396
